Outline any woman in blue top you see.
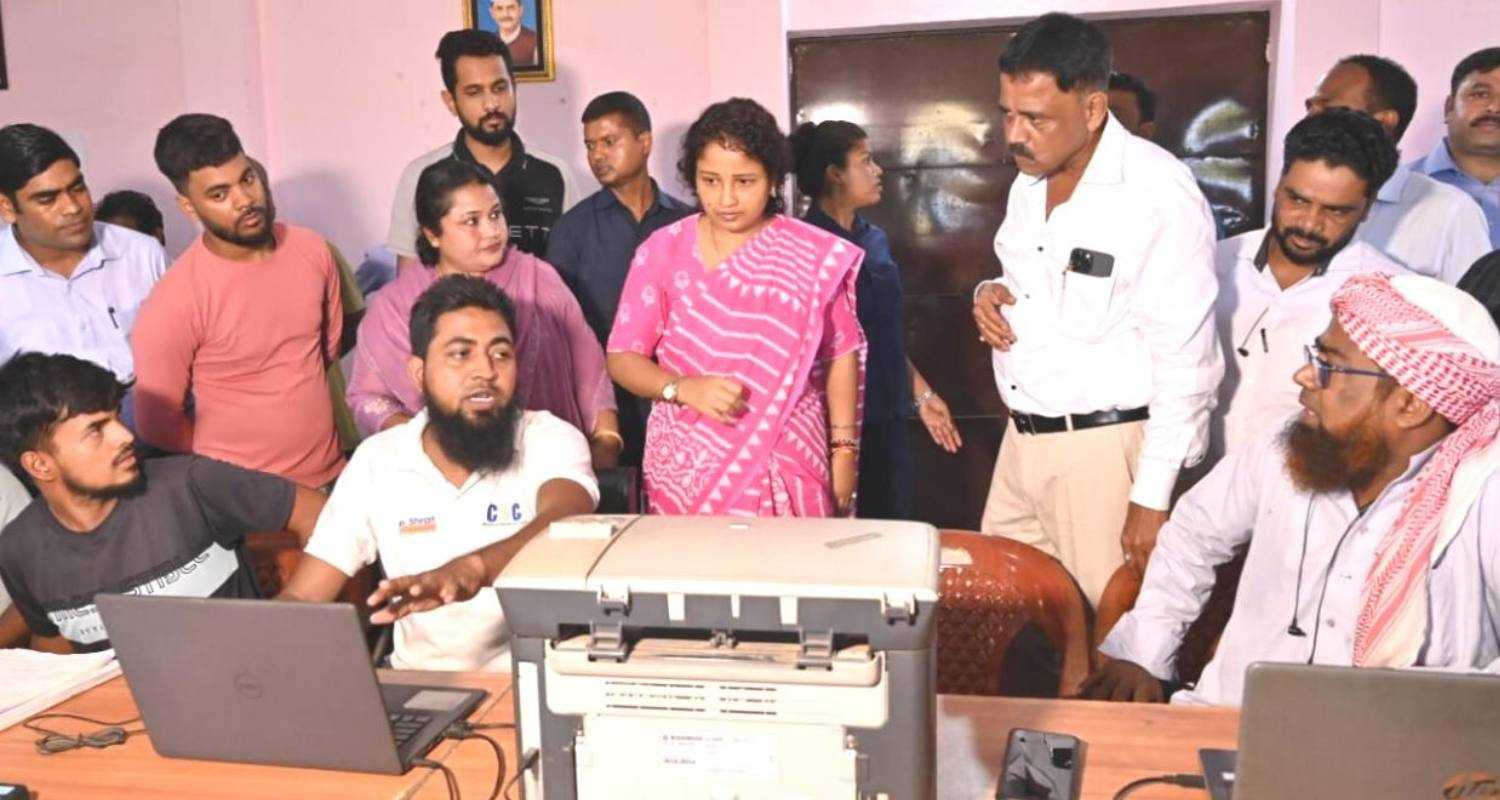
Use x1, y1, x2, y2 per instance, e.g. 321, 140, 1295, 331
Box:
792, 120, 962, 520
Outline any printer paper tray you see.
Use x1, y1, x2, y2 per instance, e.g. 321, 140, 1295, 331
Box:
549, 636, 881, 687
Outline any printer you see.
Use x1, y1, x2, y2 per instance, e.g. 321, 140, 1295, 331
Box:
497, 514, 940, 799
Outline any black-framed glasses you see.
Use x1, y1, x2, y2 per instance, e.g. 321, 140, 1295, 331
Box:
1303, 344, 1391, 389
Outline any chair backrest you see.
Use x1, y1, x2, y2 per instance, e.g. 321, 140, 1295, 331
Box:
935, 530, 1092, 697
244, 531, 377, 605
595, 467, 642, 515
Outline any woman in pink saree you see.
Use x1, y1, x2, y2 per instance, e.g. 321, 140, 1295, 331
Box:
607, 98, 865, 516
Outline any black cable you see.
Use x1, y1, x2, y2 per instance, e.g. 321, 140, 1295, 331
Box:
412, 757, 461, 800
22, 712, 146, 755
1112, 773, 1207, 799
504, 749, 539, 800
1286, 498, 1315, 637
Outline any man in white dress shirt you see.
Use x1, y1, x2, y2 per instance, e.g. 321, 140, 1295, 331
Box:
0, 124, 168, 429
972, 13, 1222, 603
1213, 109, 1408, 459
1306, 55, 1491, 283
1089, 273, 1500, 706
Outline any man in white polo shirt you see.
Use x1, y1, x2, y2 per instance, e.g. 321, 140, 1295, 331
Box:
1213, 109, 1409, 458
1305, 55, 1490, 283
0, 124, 167, 429
278, 274, 598, 670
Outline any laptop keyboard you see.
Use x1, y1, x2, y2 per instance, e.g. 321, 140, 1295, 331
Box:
388, 711, 433, 748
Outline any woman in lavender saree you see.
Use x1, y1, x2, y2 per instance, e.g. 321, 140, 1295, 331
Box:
607, 99, 866, 517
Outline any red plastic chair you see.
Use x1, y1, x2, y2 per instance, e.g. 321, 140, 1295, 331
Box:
935, 530, 1093, 697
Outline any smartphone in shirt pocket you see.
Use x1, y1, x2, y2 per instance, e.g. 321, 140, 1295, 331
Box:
1059, 247, 1118, 342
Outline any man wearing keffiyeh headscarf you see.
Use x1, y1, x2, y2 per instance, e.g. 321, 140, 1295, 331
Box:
1087, 272, 1500, 706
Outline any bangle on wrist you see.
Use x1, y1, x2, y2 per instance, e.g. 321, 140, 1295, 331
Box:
830, 437, 860, 454
912, 390, 935, 414
593, 430, 624, 449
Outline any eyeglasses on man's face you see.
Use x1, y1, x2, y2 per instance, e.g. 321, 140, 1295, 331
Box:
1302, 343, 1391, 389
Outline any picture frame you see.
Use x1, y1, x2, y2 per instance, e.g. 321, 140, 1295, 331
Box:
463, 0, 555, 83
0, 1, 9, 91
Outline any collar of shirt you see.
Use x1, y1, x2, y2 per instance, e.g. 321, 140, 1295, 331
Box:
1374, 162, 1415, 204
452, 129, 530, 183
801, 203, 871, 245
0, 222, 117, 279
1248, 227, 1333, 278
1416, 138, 1464, 179
389, 409, 490, 495
589, 179, 685, 223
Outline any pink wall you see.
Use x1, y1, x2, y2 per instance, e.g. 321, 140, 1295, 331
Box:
4, 0, 1497, 259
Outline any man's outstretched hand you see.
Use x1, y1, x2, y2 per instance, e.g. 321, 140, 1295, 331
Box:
367, 552, 488, 624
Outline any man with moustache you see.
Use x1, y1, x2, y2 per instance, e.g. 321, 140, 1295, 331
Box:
971, 13, 1222, 601
1413, 48, 1500, 249
278, 275, 597, 671
387, 29, 574, 269
132, 114, 346, 489
0, 353, 326, 654
1305, 55, 1490, 283
545, 91, 691, 466
1089, 272, 1500, 705
0, 125, 168, 430
1212, 109, 1409, 459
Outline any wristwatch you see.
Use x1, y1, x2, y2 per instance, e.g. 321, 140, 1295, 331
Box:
661, 380, 680, 404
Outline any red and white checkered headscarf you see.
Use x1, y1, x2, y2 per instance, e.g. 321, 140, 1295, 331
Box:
1331, 273, 1500, 668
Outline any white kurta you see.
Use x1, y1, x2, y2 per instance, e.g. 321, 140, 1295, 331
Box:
1101, 425, 1500, 706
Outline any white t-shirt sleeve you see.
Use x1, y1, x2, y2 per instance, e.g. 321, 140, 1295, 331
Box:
302, 448, 380, 577
519, 411, 600, 508
386, 157, 424, 258
0, 466, 31, 611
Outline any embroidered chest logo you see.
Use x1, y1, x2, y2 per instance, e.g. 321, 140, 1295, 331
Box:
398, 516, 437, 535
485, 503, 523, 524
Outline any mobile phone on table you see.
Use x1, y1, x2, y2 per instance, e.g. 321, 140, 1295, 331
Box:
998, 728, 1083, 799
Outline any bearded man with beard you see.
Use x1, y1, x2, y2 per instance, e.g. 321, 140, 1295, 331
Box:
1211, 109, 1410, 461
280, 275, 597, 671
1086, 272, 1500, 706
0, 353, 326, 653
386, 29, 575, 268
132, 114, 347, 489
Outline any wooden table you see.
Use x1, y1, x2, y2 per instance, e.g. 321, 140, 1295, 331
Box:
0, 670, 517, 799
3, 675, 1236, 799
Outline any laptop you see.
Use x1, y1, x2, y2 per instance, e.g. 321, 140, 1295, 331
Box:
95, 594, 487, 775
1200, 662, 1500, 799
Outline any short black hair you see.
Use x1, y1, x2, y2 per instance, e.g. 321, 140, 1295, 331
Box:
96, 190, 164, 236
1452, 47, 1500, 95
0, 124, 80, 200
1337, 55, 1418, 141
0, 353, 125, 474
153, 113, 243, 191
582, 91, 652, 134
999, 13, 1112, 93
413, 158, 498, 267
1458, 250, 1500, 331
436, 29, 515, 93
1281, 107, 1399, 200
789, 120, 867, 200
678, 98, 791, 217
409, 274, 518, 360
1108, 71, 1157, 122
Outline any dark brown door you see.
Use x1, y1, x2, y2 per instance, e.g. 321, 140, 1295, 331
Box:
790, 12, 1269, 530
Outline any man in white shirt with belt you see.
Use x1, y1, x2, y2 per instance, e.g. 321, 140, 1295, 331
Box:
1089, 273, 1500, 706
0, 124, 167, 428
1213, 109, 1408, 458
1306, 55, 1491, 283
972, 13, 1222, 604
279, 274, 597, 670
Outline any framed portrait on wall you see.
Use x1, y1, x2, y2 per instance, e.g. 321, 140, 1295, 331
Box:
1, 0, 9, 90
463, 0, 555, 82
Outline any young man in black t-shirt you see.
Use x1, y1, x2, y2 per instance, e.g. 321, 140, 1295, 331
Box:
0, 353, 326, 653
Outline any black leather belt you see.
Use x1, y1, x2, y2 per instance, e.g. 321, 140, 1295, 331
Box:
1009, 406, 1149, 435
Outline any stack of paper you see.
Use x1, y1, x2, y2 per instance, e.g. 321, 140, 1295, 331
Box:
0, 648, 121, 731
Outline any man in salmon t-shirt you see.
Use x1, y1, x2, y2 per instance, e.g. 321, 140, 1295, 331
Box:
132, 114, 345, 488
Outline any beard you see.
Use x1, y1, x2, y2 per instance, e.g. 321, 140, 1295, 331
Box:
462, 109, 515, 147
1281, 416, 1390, 495
1270, 219, 1357, 267
62, 466, 146, 502
202, 204, 276, 248
424, 388, 521, 475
